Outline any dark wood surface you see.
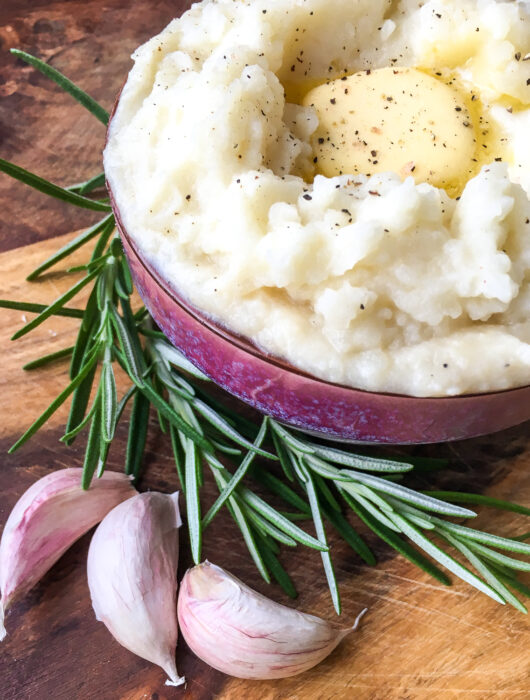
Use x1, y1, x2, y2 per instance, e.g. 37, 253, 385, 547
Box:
0, 0, 185, 250
1, 3, 530, 699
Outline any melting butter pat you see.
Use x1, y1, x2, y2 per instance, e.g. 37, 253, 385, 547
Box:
303, 67, 477, 193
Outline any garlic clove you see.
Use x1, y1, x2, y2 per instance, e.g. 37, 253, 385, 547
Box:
87, 491, 184, 686
178, 561, 364, 680
0, 468, 137, 639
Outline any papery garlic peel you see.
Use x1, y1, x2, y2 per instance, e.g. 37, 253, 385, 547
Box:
0, 468, 137, 641
178, 561, 361, 680
87, 491, 184, 687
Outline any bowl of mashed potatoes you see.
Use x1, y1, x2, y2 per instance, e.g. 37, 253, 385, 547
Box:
105, 0, 530, 443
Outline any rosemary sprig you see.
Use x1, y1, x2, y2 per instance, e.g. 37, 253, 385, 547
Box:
2, 49, 530, 614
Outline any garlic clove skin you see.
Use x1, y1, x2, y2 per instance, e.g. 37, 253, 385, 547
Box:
178, 561, 359, 680
0, 468, 137, 640
87, 491, 184, 686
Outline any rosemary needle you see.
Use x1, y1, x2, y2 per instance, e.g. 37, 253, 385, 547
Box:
10, 49, 109, 125
0, 158, 111, 212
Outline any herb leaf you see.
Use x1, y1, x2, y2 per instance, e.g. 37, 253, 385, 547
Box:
0, 299, 84, 319
12, 269, 100, 340
0, 158, 111, 212
9, 346, 99, 454
11, 49, 109, 125
27, 214, 114, 281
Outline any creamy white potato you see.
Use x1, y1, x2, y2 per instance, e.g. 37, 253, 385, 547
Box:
104, 0, 530, 397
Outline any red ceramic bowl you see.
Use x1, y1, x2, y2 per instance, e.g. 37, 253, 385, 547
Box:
108, 185, 530, 444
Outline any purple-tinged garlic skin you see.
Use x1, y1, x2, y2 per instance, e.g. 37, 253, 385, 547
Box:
178, 561, 355, 680
87, 491, 184, 686
0, 468, 137, 640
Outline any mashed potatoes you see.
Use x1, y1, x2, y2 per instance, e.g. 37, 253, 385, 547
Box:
104, 0, 530, 397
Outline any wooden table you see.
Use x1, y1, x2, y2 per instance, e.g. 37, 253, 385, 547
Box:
1, 2, 529, 698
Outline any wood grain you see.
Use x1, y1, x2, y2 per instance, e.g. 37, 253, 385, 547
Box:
1, 2, 530, 698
